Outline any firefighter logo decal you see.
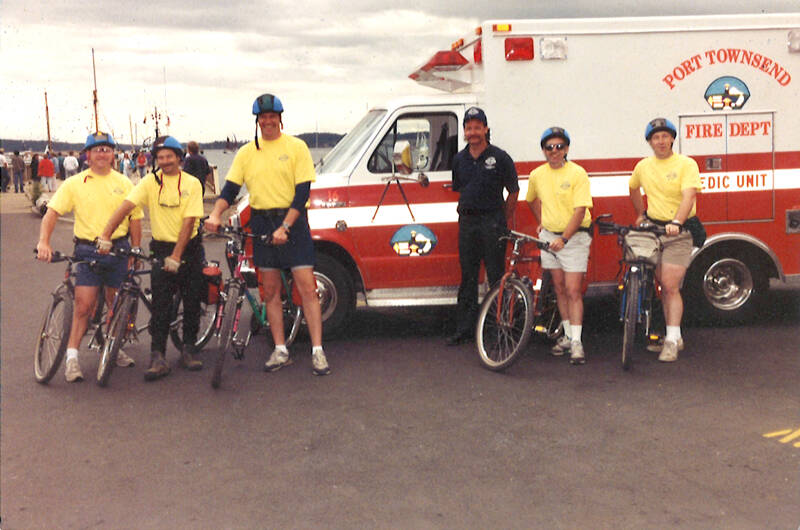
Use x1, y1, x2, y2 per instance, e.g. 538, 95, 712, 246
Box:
390, 224, 437, 257
704, 76, 750, 110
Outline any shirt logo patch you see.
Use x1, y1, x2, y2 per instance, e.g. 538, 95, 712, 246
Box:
113, 187, 125, 195
279, 154, 289, 162
484, 156, 496, 170
181, 190, 190, 197
665, 171, 678, 181
560, 180, 571, 190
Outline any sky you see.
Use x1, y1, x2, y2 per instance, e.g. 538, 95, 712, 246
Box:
1, 0, 797, 145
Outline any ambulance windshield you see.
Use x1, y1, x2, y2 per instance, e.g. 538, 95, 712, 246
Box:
317, 109, 387, 174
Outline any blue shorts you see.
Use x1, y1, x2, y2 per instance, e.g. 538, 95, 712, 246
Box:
74, 240, 130, 288
250, 212, 315, 269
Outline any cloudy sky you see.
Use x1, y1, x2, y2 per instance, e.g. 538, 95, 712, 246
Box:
2, 0, 796, 145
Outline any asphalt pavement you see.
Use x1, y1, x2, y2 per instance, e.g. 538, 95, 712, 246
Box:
2, 191, 799, 529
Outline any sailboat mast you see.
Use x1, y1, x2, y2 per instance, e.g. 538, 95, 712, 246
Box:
44, 90, 52, 153
91, 48, 99, 133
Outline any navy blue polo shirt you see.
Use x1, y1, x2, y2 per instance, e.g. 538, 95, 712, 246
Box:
452, 144, 518, 211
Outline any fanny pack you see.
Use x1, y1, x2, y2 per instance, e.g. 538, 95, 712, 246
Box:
684, 216, 706, 248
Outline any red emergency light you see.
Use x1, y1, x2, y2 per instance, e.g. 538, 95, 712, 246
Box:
505, 37, 534, 61
420, 50, 469, 72
474, 39, 483, 64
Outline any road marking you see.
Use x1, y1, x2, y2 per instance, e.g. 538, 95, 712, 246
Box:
763, 428, 800, 447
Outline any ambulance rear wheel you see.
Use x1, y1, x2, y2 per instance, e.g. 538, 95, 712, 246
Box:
685, 249, 767, 324
314, 253, 355, 337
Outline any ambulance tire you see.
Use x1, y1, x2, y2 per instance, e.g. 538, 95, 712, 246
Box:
684, 248, 767, 325
314, 253, 355, 337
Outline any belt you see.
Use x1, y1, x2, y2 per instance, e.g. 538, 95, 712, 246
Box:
251, 208, 289, 217
458, 207, 501, 216
74, 236, 128, 246
645, 214, 670, 226
550, 227, 592, 235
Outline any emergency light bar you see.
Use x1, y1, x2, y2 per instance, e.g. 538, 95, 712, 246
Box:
419, 50, 469, 72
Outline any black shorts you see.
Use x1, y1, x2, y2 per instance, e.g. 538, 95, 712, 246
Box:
250, 212, 315, 269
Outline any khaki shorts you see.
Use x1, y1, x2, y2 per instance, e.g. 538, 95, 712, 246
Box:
540, 229, 592, 273
659, 231, 693, 268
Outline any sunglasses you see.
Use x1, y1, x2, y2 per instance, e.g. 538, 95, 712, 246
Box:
544, 143, 566, 152
91, 146, 114, 153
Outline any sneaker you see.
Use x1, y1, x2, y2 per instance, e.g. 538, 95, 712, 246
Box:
144, 352, 170, 381
65, 358, 84, 382
311, 349, 331, 376
647, 337, 685, 353
658, 340, 679, 362
569, 340, 586, 365
116, 349, 136, 367
551, 335, 571, 356
264, 348, 292, 372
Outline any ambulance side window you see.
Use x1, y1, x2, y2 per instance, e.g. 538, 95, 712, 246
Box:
367, 113, 458, 173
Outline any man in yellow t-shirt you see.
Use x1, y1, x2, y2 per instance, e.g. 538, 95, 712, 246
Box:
100, 136, 205, 380
526, 127, 593, 365
36, 132, 144, 382
205, 92, 329, 376
629, 118, 702, 363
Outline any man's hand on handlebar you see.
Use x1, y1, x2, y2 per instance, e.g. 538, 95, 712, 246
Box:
204, 214, 222, 234
36, 241, 53, 262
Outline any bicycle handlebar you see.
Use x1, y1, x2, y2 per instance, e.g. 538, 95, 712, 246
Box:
503, 229, 550, 251
206, 224, 274, 245
595, 218, 674, 236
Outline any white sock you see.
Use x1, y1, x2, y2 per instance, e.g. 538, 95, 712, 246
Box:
312, 345, 324, 355
571, 325, 582, 343
66, 348, 79, 362
562, 320, 572, 340
275, 344, 288, 353
665, 326, 681, 343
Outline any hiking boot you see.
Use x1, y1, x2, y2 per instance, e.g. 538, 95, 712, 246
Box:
551, 335, 571, 356
647, 337, 685, 353
311, 349, 331, 376
65, 358, 84, 382
179, 347, 203, 371
116, 349, 136, 367
569, 340, 586, 365
658, 340, 679, 363
144, 352, 170, 381
264, 348, 292, 372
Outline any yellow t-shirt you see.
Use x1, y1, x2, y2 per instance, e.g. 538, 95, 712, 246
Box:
126, 171, 204, 242
47, 169, 144, 240
526, 161, 593, 232
225, 134, 315, 209
629, 153, 702, 222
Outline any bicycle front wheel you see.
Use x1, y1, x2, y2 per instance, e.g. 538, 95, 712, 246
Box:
476, 278, 534, 371
212, 283, 240, 389
169, 296, 220, 352
34, 287, 73, 384
622, 272, 641, 371
98, 294, 135, 387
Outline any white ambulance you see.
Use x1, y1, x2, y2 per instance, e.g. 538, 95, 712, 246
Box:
234, 13, 800, 334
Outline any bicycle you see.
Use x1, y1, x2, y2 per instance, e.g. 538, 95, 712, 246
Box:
595, 215, 671, 370
475, 229, 561, 371
34, 249, 221, 385
207, 225, 303, 389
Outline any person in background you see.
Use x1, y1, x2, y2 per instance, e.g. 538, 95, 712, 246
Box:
31, 153, 40, 187
182, 141, 212, 197
64, 151, 79, 178
11, 150, 25, 193
0, 149, 9, 192
38, 153, 56, 192
446, 106, 519, 346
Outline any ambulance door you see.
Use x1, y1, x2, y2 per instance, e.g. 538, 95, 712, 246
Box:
725, 112, 774, 220
347, 110, 461, 288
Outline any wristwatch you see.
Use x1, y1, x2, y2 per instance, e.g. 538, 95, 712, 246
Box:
560, 236, 569, 245
281, 222, 291, 232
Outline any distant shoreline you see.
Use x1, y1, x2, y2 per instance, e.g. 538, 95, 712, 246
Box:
0, 132, 344, 153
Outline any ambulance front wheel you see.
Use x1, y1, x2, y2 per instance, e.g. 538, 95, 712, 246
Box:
684, 249, 767, 324
314, 253, 355, 337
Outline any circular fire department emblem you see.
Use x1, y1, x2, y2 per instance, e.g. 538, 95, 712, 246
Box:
704, 76, 750, 110
390, 224, 437, 257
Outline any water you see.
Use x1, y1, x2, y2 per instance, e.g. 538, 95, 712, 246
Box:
203, 147, 331, 192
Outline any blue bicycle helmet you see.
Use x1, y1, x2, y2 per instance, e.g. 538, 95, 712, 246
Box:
645, 118, 677, 141
540, 127, 571, 148
82, 131, 116, 151
252, 93, 284, 115
151, 135, 184, 157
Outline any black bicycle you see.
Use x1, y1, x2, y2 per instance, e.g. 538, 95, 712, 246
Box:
475, 229, 561, 371
34, 249, 221, 384
596, 216, 671, 370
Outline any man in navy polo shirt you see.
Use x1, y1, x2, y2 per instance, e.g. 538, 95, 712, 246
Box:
447, 107, 519, 345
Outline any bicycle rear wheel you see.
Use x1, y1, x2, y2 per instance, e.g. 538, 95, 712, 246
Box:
97, 294, 135, 387
476, 278, 534, 371
532, 270, 562, 340
34, 287, 73, 384
622, 272, 640, 371
212, 283, 240, 389
169, 296, 220, 352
